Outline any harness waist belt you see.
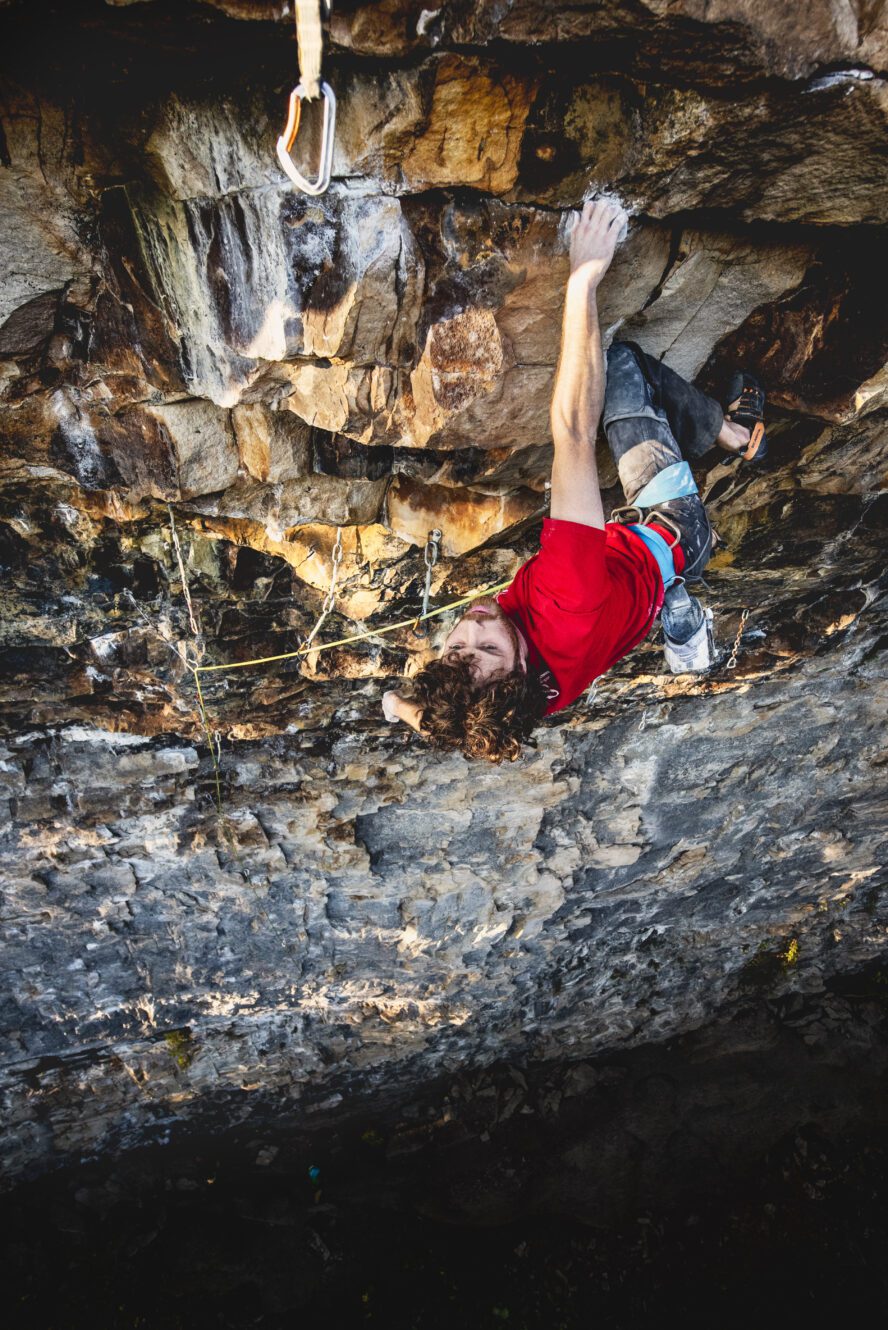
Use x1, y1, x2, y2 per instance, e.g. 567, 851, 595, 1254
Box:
633, 460, 698, 509
627, 523, 678, 590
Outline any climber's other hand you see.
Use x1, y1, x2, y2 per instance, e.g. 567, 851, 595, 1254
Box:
382, 690, 402, 722
382, 691, 424, 734
568, 197, 628, 286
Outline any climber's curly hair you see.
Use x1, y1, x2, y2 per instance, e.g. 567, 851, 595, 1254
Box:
408, 657, 549, 763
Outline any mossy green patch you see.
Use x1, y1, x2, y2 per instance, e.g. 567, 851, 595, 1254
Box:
164, 1028, 195, 1070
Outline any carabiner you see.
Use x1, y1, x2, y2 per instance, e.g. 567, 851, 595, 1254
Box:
276, 80, 337, 196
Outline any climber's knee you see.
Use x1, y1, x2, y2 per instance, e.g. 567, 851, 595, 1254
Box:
607, 416, 682, 506
603, 342, 659, 430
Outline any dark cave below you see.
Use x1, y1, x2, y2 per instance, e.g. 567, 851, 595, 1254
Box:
5, 966, 888, 1330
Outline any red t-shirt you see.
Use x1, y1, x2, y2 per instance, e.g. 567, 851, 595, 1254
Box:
497, 519, 684, 715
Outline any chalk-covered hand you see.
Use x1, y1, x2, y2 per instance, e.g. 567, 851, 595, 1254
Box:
382, 690, 402, 723
568, 197, 628, 286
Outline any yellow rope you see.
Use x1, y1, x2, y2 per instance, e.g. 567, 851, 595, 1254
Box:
192, 579, 512, 678
187, 575, 512, 816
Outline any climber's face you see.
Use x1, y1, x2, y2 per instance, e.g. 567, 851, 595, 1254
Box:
441, 599, 528, 684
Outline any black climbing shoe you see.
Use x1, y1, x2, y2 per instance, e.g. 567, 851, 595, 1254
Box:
724, 370, 767, 463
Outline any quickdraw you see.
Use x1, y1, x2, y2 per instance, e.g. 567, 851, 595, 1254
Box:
276, 0, 337, 195
413, 528, 441, 638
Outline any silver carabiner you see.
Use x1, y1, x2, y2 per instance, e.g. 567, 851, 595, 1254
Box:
414, 529, 442, 639
276, 80, 337, 196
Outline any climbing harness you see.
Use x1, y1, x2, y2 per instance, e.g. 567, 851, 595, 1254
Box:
276, 0, 337, 195
626, 521, 680, 590
302, 526, 343, 651
725, 608, 750, 670
611, 461, 699, 527
414, 528, 441, 638
611, 460, 696, 592
611, 463, 720, 672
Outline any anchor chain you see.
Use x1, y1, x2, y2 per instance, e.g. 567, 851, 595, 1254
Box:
725, 607, 750, 671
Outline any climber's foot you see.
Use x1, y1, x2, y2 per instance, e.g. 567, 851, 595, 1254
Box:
721, 370, 767, 463
663, 607, 715, 674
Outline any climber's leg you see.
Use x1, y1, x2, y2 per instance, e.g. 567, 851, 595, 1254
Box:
603, 341, 712, 580
722, 369, 768, 462
615, 340, 725, 460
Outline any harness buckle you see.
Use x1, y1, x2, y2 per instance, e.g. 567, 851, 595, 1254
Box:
642, 509, 682, 549
610, 504, 643, 526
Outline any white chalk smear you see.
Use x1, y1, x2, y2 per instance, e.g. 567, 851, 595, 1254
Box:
417, 9, 441, 38
806, 68, 875, 93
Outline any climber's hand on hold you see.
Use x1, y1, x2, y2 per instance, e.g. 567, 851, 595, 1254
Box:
568, 197, 627, 287
382, 690, 402, 722
382, 691, 424, 733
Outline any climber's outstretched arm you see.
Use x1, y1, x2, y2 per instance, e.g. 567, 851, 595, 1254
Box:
549, 198, 626, 530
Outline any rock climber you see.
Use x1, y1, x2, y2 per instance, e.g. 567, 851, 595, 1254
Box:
382, 198, 767, 761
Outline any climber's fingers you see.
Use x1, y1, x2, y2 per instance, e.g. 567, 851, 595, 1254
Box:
569, 196, 628, 279
382, 690, 402, 722
577, 197, 626, 234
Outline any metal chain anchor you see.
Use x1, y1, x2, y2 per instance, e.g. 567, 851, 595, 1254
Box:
725, 607, 750, 670
303, 526, 343, 651
414, 528, 441, 637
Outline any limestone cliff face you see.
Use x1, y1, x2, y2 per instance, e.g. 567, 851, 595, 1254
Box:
1, 0, 887, 1182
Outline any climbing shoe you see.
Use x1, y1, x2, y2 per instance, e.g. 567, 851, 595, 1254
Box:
664, 608, 714, 673
662, 583, 715, 673
724, 369, 767, 463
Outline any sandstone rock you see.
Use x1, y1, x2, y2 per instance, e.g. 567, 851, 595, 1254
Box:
451, 0, 888, 81
406, 307, 511, 446
386, 475, 543, 555
330, 0, 435, 56
620, 230, 812, 381
0, 291, 59, 360
516, 73, 888, 226
3, 567, 888, 1177
792, 411, 888, 497
330, 0, 888, 80
185, 472, 388, 535
0, 89, 90, 326
3, 0, 888, 1191
175, 514, 413, 626
129, 183, 423, 405
279, 362, 401, 442
232, 403, 312, 483
332, 64, 430, 180
398, 55, 535, 195
144, 90, 278, 200
144, 399, 240, 499
697, 235, 888, 423
649, 75, 888, 227
47, 395, 237, 502
284, 205, 670, 452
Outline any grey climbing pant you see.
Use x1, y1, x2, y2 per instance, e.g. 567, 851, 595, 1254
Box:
602, 341, 724, 582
